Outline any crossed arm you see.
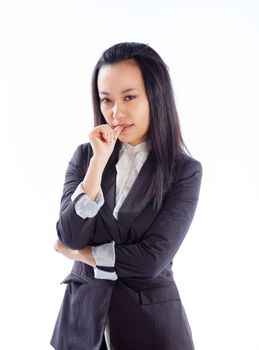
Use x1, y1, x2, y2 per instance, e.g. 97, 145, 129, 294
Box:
55, 147, 202, 280
54, 239, 95, 266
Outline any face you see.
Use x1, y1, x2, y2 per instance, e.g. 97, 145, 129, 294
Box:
97, 60, 150, 146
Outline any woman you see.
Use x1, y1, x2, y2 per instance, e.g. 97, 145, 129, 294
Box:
51, 42, 202, 350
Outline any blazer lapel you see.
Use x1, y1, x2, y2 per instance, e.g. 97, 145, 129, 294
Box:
100, 151, 153, 239
117, 155, 153, 234
102, 164, 116, 214
100, 157, 124, 242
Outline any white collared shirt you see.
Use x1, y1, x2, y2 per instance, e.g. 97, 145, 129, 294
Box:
113, 141, 150, 219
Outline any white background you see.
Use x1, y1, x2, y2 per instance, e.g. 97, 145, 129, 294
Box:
0, 0, 258, 349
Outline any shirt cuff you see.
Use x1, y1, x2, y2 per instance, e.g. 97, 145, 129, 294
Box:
91, 241, 116, 267
71, 183, 104, 219
93, 267, 118, 281
91, 242, 117, 281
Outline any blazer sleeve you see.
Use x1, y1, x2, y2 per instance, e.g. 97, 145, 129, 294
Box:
56, 143, 101, 249
114, 158, 202, 279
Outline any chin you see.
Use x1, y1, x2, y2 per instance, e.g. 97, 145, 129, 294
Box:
118, 135, 130, 143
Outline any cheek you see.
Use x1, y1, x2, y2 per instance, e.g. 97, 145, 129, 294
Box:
144, 117, 151, 133
100, 105, 105, 115
135, 102, 149, 121
141, 105, 150, 129
100, 106, 110, 122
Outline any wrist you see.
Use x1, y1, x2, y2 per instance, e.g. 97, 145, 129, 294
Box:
90, 155, 108, 169
78, 246, 97, 267
81, 156, 106, 200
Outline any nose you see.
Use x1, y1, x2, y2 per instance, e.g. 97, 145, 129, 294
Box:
111, 102, 126, 126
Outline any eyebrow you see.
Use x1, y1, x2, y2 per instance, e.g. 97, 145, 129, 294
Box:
99, 88, 140, 95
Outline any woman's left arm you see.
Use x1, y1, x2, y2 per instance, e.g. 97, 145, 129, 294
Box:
56, 159, 202, 279
112, 159, 203, 279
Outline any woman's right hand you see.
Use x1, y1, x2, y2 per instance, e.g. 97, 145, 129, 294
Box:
88, 124, 123, 163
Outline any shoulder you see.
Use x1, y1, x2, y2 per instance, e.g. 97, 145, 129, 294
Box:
68, 142, 93, 171
160, 152, 203, 202
174, 152, 203, 183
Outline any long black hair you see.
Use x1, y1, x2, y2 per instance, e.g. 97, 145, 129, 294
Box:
91, 42, 187, 210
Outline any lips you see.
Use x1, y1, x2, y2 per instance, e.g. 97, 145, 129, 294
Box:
119, 124, 133, 131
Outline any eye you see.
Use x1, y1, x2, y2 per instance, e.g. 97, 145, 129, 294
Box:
124, 95, 136, 101
100, 97, 111, 104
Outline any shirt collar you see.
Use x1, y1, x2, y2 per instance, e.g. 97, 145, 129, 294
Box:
120, 140, 151, 156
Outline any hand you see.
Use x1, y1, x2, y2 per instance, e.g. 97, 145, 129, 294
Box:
54, 240, 96, 267
54, 239, 80, 261
89, 124, 123, 162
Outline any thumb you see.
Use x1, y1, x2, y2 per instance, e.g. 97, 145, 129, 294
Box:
113, 125, 123, 140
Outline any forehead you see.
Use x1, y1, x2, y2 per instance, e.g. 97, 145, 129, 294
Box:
97, 61, 145, 92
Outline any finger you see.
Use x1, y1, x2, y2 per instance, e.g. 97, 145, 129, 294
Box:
102, 125, 114, 142
101, 125, 114, 142
106, 125, 115, 142
99, 126, 108, 141
113, 125, 123, 140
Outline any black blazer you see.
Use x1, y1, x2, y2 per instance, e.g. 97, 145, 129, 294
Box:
51, 142, 202, 350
